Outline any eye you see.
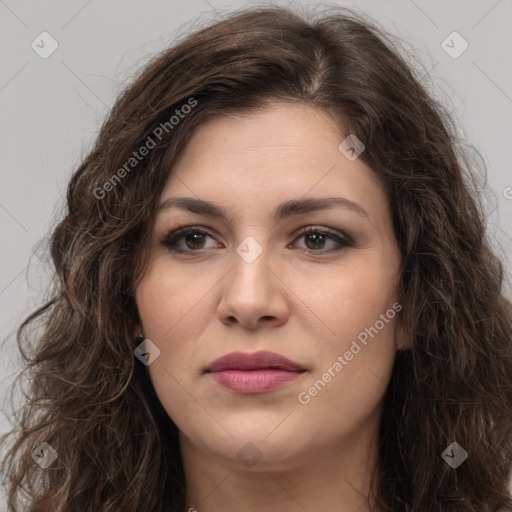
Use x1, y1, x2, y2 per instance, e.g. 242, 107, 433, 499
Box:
161, 225, 352, 254
161, 226, 221, 253
290, 227, 351, 253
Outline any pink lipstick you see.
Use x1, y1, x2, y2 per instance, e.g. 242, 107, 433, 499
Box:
206, 350, 305, 394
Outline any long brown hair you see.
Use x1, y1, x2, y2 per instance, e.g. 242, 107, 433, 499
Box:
1, 5, 511, 511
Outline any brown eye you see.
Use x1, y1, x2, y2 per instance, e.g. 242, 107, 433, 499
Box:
290, 227, 351, 253
304, 231, 327, 250
161, 227, 220, 253
183, 232, 207, 250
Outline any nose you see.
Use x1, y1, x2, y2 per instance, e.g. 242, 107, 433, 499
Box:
217, 245, 290, 330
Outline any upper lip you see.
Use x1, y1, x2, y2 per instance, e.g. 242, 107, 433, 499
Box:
206, 351, 304, 372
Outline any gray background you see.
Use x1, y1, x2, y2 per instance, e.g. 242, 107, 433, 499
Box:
1, 0, 511, 503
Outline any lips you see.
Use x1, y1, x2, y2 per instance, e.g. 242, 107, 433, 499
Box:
206, 351, 306, 394
206, 350, 304, 373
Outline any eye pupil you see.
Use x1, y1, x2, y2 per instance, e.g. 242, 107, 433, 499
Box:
305, 232, 325, 250
186, 232, 206, 249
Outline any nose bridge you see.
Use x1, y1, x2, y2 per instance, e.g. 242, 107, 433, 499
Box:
235, 234, 266, 266
217, 234, 288, 328
230, 235, 271, 297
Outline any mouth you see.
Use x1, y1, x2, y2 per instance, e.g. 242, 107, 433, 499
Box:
205, 350, 306, 394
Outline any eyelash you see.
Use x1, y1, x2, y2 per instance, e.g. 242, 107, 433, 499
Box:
160, 225, 352, 255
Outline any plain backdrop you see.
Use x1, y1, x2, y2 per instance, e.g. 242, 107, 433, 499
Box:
1, 0, 511, 503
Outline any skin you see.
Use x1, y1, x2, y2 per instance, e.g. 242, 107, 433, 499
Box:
134, 102, 410, 512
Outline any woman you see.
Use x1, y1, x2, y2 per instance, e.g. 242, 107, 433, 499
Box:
1, 5, 511, 511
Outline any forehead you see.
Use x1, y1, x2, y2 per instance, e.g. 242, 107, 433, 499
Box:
160, 103, 386, 220
172, 102, 343, 167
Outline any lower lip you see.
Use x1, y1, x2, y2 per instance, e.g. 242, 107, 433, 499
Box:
209, 369, 304, 393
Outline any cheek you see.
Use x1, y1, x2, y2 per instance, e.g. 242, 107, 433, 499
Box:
135, 262, 213, 430
135, 257, 215, 341
304, 254, 400, 346
296, 288, 398, 441
298, 255, 400, 406
134, 260, 215, 406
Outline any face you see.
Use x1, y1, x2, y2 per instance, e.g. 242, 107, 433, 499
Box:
134, 102, 405, 472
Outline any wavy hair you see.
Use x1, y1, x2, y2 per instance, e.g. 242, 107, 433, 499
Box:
1, 5, 511, 511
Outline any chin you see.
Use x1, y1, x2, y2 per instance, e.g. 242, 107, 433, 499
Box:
198, 418, 314, 470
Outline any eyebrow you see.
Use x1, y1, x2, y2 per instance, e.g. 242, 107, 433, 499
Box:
158, 196, 370, 222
